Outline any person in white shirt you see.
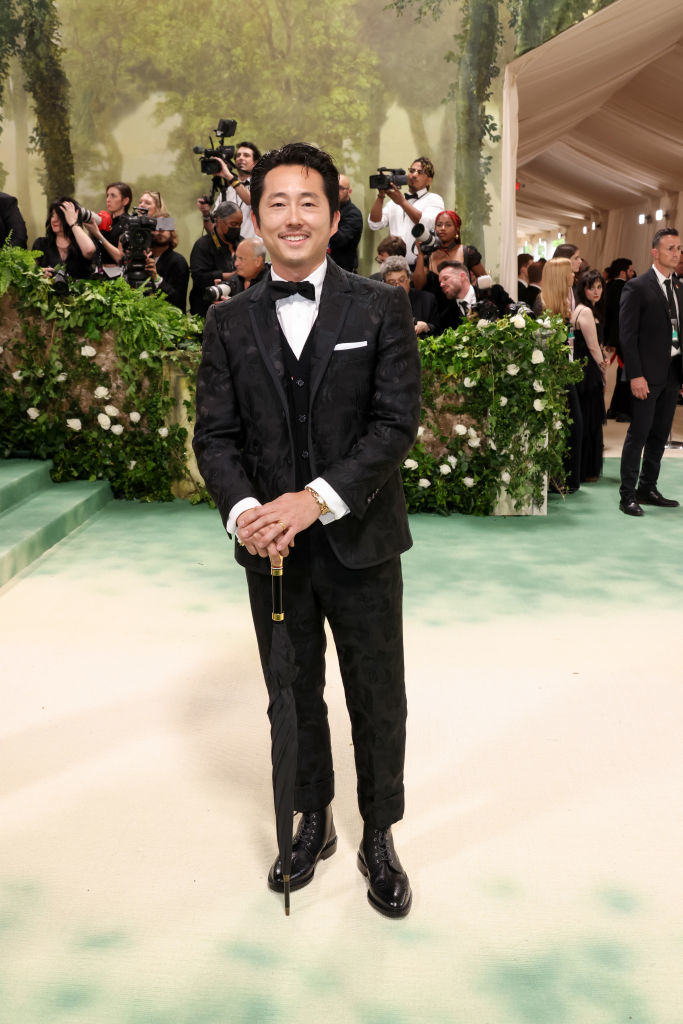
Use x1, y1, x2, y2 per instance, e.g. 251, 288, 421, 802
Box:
367, 157, 444, 268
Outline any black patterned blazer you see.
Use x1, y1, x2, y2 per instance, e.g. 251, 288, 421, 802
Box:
193, 257, 421, 573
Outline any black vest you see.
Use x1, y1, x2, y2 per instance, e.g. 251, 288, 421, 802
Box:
279, 323, 315, 490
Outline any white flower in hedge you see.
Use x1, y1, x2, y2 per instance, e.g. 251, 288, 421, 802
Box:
129, 460, 137, 470
404, 458, 418, 470
104, 404, 119, 417
81, 344, 96, 358
477, 319, 491, 329
506, 363, 520, 376
533, 380, 545, 392
139, 350, 149, 360
94, 385, 110, 399
27, 407, 40, 420
512, 313, 526, 329
158, 426, 169, 438
97, 412, 111, 430
468, 426, 477, 437
0, 345, 3, 354
418, 478, 431, 488
533, 398, 546, 412
468, 436, 481, 448
439, 463, 452, 475
417, 425, 425, 437
540, 318, 552, 328
499, 395, 508, 406
110, 423, 124, 435
66, 418, 82, 431
56, 372, 67, 383
454, 423, 468, 436
463, 376, 476, 388
489, 440, 497, 451
531, 348, 545, 364
129, 411, 141, 424
554, 419, 562, 430
463, 476, 475, 488
501, 470, 511, 485
12, 370, 22, 380
447, 455, 457, 467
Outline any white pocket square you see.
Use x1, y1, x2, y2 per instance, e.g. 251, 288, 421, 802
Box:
334, 340, 367, 350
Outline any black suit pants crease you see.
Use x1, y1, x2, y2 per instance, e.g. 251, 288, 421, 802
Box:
246, 524, 407, 830
620, 359, 681, 501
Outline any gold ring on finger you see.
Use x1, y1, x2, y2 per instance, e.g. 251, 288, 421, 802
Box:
278, 521, 288, 534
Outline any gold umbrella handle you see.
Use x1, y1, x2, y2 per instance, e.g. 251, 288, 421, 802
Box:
270, 554, 284, 622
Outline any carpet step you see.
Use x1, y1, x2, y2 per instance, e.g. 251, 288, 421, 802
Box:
0, 467, 112, 586
0, 459, 54, 514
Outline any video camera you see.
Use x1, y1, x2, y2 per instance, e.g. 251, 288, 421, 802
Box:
119, 207, 175, 288
193, 118, 238, 176
369, 167, 409, 190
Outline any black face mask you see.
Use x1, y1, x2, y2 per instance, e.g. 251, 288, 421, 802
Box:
224, 227, 241, 245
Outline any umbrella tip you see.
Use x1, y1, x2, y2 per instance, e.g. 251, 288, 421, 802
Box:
284, 876, 290, 916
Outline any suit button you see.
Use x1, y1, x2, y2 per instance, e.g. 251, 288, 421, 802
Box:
298, 413, 307, 423
296, 378, 305, 388
301, 450, 309, 459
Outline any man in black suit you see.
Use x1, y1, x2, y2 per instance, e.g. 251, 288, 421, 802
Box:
437, 260, 475, 332
193, 142, 420, 917
328, 174, 362, 272
618, 227, 683, 516
381, 255, 438, 335
0, 192, 28, 248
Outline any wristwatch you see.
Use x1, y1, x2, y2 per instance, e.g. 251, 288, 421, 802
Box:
305, 486, 330, 517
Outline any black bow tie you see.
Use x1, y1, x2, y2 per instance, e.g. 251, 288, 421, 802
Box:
404, 192, 418, 200
269, 279, 316, 301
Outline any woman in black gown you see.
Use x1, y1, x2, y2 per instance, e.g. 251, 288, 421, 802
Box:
571, 269, 608, 482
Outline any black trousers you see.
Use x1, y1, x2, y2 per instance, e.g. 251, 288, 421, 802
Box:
620, 358, 681, 500
246, 525, 407, 829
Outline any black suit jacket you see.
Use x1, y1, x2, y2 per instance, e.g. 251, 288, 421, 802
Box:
193, 257, 421, 572
0, 192, 27, 248
619, 268, 683, 387
328, 199, 363, 272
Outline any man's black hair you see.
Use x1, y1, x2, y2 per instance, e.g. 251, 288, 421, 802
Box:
250, 142, 340, 224
652, 226, 679, 249
236, 141, 261, 162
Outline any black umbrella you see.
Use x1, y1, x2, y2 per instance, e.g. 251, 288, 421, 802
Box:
265, 555, 298, 915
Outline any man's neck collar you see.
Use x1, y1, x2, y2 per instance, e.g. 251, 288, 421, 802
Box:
271, 258, 327, 284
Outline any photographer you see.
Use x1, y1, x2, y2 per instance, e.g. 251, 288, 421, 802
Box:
380, 256, 438, 336
141, 207, 189, 312
82, 183, 133, 267
32, 198, 98, 280
436, 260, 476, 333
197, 142, 260, 240
189, 201, 243, 316
367, 157, 444, 268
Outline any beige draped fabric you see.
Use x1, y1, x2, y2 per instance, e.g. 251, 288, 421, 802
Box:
501, 0, 683, 292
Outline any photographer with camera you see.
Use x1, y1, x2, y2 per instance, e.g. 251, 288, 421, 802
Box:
32, 198, 98, 282
123, 191, 188, 310
143, 222, 189, 312
189, 201, 243, 317
368, 158, 444, 268
196, 138, 261, 241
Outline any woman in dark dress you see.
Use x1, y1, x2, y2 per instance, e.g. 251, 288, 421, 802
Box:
571, 269, 608, 482
32, 198, 98, 280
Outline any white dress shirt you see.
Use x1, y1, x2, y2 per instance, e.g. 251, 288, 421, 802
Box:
367, 188, 445, 263
652, 263, 680, 356
227, 260, 350, 534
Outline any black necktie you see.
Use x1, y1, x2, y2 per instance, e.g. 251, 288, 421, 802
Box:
459, 300, 469, 316
664, 278, 680, 350
269, 279, 316, 302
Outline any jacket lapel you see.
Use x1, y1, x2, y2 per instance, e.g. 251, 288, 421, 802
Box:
309, 259, 352, 403
647, 267, 672, 323
247, 277, 289, 408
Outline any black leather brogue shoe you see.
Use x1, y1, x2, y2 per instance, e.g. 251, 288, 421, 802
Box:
357, 825, 412, 918
268, 806, 337, 894
619, 498, 644, 517
636, 486, 679, 508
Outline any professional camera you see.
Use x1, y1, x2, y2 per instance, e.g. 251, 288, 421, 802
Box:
203, 281, 234, 303
469, 298, 500, 322
51, 265, 70, 296
410, 222, 439, 256
119, 207, 175, 288
77, 206, 111, 230
193, 118, 238, 176
369, 167, 408, 190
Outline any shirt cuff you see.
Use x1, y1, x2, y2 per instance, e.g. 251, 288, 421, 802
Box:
227, 497, 262, 536
307, 478, 349, 525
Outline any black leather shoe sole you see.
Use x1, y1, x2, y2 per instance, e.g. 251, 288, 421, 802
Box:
619, 500, 644, 517
267, 834, 337, 894
357, 850, 412, 918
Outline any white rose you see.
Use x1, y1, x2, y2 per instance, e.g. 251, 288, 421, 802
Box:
418, 478, 431, 488
499, 396, 508, 406
541, 318, 552, 328
506, 363, 520, 376
463, 376, 476, 388
463, 476, 475, 488
489, 440, 496, 451
417, 426, 425, 437
454, 423, 468, 436
158, 426, 169, 438
110, 423, 124, 435
129, 411, 141, 423
531, 349, 545, 364
66, 418, 82, 431
533, 398, 546, 412
477, 319, 491, 329
554, 420, 562, 430
501, 470, 511, 485
404, 458, 418, 470
469, 436, 481, 448
129, 460, 137, 470
56, 372, 67, 383
139, 350, 149, 360
512, 314, 526, 329
27, 407, 40, 420
468, 426, 477, 437
447, 455, 457, 467
533, 380, 545, 392
94, 386, 110, 399
439, 463, 452, 475
97, 413, 111, 430
81, 344, 96, 358
12, 370, 22, 381
104, 404, 119, 417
